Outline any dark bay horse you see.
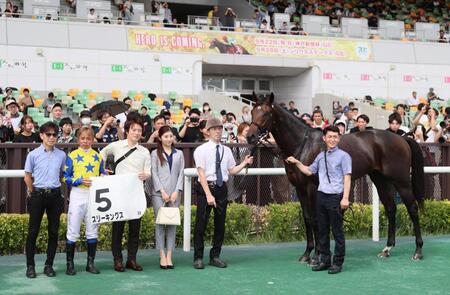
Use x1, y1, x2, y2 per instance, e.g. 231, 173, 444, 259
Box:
247, 93, 425, 262
209, 39, 251, 55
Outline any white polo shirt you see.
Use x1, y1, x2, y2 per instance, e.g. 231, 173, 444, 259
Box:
194, 140, 236, 182
100, 139, 151, 175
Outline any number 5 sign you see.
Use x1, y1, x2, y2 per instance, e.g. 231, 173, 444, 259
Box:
88, 174, 147, 224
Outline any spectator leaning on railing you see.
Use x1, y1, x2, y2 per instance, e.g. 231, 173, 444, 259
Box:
87, 8, 98, 23
58, 117, 76, 143
208, 5, 219, 26
386, 113, 406, 136
349, 114, 373, 133
0, 111, 14, 143
13, 115, 40, 143
222, 8, 236, 31
312, 109, 327, 130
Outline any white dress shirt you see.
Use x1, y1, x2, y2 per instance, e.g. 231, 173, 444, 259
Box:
193, 140, 236, 182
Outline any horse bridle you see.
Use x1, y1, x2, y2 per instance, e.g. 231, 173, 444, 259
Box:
249, 118, 311, 161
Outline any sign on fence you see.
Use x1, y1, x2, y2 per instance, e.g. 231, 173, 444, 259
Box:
88, 174, 146, 224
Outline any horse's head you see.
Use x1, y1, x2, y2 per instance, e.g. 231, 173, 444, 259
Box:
209, 39, 218, 49
247, 92, 275, 145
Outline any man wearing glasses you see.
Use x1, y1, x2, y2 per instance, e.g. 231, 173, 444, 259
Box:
23, 122, 67, 278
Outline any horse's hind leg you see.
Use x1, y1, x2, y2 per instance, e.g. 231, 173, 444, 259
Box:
369, 172, 397, 258
393, 181, 424, 260
297, 187, 316, 265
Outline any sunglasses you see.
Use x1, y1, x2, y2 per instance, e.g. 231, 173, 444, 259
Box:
44, 132, 57, 138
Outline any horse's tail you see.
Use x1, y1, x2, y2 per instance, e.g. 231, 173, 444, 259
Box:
404, 136, 425, 209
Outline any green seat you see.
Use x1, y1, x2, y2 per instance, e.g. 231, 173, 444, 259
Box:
95, 97, 104, 104
78, 96, 88, 106
127, 90, 137, 98
168, 91, 177, 101
27, 107, 39, 116
72, 104, 85, 114
37, 117, 49, 127
32, 113, 45, 122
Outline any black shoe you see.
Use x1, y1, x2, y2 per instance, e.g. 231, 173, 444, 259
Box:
43, 265, 56, 277
209, 257, 227, 268
167, 265, 174, 269
193, 258, 204, 269
160, 264, 168, 269
328, 265, 342, 274
26, 266, 36, 279
312, 262, 331, 272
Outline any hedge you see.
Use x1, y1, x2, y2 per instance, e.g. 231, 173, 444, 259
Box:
1, 200, 450, 255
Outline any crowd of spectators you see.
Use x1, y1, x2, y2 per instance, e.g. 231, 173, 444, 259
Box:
287, 89, 450, 144
2, 1, 449, 42
1, 85, 449, 149
259, 0, 449, 30
0, 87, 258, 147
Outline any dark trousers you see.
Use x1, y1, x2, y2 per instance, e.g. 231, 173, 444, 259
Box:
316, 191, 345, 266
112, 218, 141, 261
194, 184, 228, 260
26, 188, 63, 267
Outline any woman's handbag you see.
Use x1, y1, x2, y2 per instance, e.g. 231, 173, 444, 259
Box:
156, 203, 181, 225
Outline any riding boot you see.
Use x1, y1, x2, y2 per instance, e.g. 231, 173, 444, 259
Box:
66, 243, 76, 276
86, 242, 100, 274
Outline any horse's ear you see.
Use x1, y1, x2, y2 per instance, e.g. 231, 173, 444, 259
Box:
252, 91, 259, 103
269, 92, 275, 104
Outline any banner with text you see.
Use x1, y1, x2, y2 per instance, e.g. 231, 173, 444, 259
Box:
128, 28, 372, 61
88, 174, 146, 224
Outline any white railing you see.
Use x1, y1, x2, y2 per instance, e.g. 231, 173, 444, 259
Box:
1, 166, 449, 252
183, 166, 450, 251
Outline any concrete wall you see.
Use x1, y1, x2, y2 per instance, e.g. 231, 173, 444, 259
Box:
3, 18, 450, 66
0, 45, 202, 95
313, 60, 450, 101
273, 69, 314, 114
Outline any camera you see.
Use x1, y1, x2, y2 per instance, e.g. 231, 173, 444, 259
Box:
438, 136, 447, 144
190, 117, 199, 123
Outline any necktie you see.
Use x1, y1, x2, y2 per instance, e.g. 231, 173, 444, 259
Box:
216, 145, 223, 187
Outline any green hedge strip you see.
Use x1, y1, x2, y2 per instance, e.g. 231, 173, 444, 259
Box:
0, 200, 449, 255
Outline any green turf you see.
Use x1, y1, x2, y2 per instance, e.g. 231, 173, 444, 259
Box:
0, 236, 449, 295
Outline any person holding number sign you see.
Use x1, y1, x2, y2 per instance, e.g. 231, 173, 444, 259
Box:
192, 117, 254, 269
23, 122, 67, 279
100, 116, 151, 272
151, 126, 185, 269
63, 126, 105, 276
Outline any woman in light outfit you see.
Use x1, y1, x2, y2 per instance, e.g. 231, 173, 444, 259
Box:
151, 125, 184, 269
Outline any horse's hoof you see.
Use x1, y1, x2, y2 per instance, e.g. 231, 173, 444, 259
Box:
298, 256, 311, 264
412, 253, 423, 261
377, 251, 390, 258
308, 257, 319, 267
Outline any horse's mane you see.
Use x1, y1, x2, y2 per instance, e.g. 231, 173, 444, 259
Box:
272, 103, 322, 136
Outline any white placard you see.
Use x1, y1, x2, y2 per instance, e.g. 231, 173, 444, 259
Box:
88, 174, 146, 224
